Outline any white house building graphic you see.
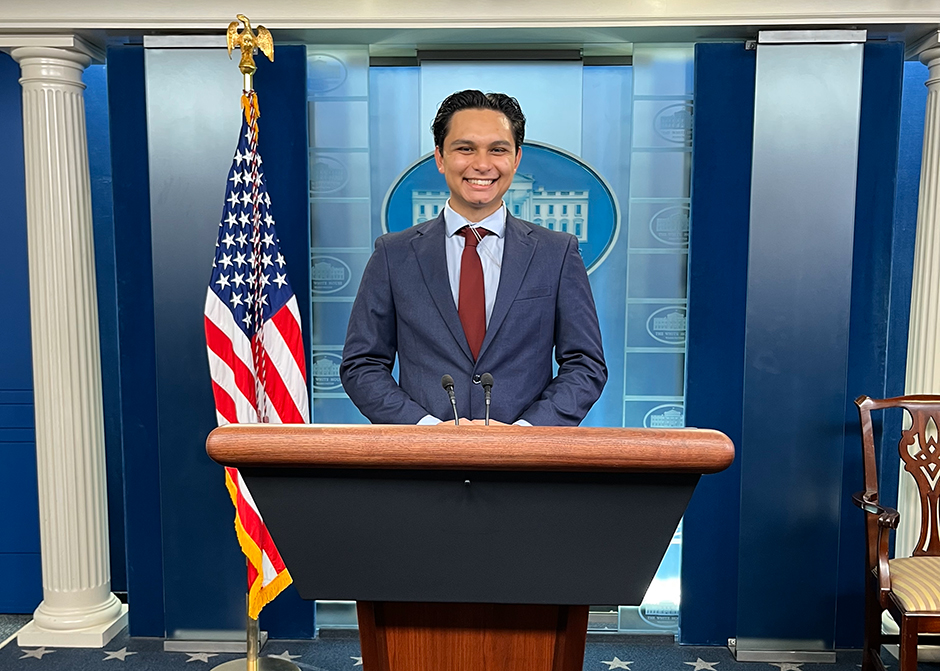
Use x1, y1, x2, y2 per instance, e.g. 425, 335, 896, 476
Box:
412, 174, 590, 241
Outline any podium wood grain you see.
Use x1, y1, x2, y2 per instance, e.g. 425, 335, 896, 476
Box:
357, 602, 589, 671
206, 424, 734, 473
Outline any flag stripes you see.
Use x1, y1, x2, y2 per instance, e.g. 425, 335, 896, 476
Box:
205, 90, 309, 619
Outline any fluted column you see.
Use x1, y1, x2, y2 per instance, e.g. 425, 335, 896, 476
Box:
6, 38, 126, 648
896, 38, 940, 565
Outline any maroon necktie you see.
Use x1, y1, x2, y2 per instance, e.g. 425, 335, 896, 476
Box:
458, 226, 490, 359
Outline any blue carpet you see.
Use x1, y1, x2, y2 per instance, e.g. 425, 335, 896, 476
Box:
0, 625, 892, 671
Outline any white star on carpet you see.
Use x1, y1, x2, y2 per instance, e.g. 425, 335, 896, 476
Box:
769, 664, 803, 671
685, 659, 719, 670
268, 650, 301, 661
185, 652, 218, 663
19, 647, 54, 659
601, 657, 632, 669
103, 647, 137, 661
351, 655, 363, 666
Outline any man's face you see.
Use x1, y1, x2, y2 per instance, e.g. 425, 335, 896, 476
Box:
434, 108, 522, 222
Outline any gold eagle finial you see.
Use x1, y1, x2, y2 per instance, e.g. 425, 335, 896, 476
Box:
227, 14, 274, 78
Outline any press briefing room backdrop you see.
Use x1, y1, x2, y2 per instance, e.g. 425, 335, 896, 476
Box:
0, 2, 939, 659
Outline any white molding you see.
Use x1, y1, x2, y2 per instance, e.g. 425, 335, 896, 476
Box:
907, 28, 940, 59
143, 35, 227, 48
758, 29, 867, 44
0, 0, 937, 31
0, 34, 104, 62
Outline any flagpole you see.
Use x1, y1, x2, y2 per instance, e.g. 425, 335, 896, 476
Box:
214, 16, 300, 671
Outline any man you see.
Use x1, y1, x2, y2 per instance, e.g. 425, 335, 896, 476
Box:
340, 90, 606, 425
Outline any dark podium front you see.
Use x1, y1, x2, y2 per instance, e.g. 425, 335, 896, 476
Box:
207, 425, 734, 671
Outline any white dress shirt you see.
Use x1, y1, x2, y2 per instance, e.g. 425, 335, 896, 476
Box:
417, 201, 530, 425
443, 201, 505, 326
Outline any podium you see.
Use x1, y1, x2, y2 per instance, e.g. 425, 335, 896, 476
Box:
207, 424, 733, 671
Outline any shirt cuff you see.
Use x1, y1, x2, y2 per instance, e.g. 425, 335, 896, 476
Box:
417, 414, 442, 425
513, 419, 532, 426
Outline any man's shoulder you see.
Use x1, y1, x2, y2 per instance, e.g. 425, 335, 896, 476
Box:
374, 217, 442, 249
507, 215, 578, 249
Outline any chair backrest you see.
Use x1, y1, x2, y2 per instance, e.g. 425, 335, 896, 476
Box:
856, 395, 940, 558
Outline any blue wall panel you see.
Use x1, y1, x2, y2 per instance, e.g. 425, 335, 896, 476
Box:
681, 42, 754, 646
106, 44, 165, 636
684, 42, 913, 650
737, 40, 863, 649
879, 60, 929, 515
85, 62, 128, 596
834, 42, 905, 648
0, 50, 42, 614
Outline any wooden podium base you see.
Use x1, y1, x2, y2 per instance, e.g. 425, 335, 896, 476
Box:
357, 602, 589, 671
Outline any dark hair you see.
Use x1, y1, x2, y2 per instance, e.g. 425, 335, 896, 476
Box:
432, 90, 526, 152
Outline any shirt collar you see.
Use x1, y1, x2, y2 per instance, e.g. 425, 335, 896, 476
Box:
443, 201, 507, 239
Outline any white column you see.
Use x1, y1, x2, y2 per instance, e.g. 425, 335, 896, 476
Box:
3, 35, 127, 648
896, 34, 940, 562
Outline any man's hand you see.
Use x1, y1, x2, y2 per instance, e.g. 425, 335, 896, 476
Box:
436, 418, 472, 426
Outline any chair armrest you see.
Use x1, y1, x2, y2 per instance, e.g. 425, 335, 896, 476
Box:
853, 490, 898, 599
852, 491, 900, 528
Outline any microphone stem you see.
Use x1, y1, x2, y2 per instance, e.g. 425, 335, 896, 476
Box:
450, 396, 459, 425
484, 395, 490, 426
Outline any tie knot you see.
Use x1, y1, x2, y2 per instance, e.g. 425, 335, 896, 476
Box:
460, 226, 490, 247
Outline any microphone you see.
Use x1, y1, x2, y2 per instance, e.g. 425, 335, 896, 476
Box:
480, 373, 494, 426
441, 374, 459, 425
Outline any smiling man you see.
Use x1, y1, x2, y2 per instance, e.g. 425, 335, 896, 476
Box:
340, 90, 607, 426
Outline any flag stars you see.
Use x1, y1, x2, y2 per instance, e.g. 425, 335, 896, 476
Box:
232, 273, 246, 288
224, 212, 238, 228
236, 231, 249, 247
234, 252, 247, 268
239, 212, 250, 228
262, 232, 275, 248
276, 253, 286, 268
218, 254, 233, 270
229, 171, 242, 187
221, 233, 236, 249
273, 272, 288, 288
264, 213, 275, 228
227, 191, 240, 208
264, 192, 271, 206
229, 292, 243, 308
240, 191, 252, 207
258, 273, 271, 289
261, 253, 273, 269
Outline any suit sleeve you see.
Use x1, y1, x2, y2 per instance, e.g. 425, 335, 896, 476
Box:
340, 237, 430, 424
517, 235, 607, 426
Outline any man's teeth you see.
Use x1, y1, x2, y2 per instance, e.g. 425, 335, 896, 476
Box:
467, 179, 495, 185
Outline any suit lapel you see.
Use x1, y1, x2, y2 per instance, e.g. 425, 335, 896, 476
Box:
478, 215, 536, 360
412, 214, 474, 363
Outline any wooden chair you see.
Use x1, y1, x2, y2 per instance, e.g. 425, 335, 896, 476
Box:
855, 395, 940, 671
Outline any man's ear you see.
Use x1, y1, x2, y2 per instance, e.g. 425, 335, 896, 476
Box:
513, 146, 523, 171
434, 146, 445, 174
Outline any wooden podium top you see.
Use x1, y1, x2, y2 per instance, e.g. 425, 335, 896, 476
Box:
206, 424, 734, 473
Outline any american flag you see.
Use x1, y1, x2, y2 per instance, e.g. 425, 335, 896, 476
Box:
204, 91, 309, 619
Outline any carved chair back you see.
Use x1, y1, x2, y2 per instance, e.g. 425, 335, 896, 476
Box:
857, 395, 940, 565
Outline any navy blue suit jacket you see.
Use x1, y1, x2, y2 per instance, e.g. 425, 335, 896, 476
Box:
340, 213, 607, 425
